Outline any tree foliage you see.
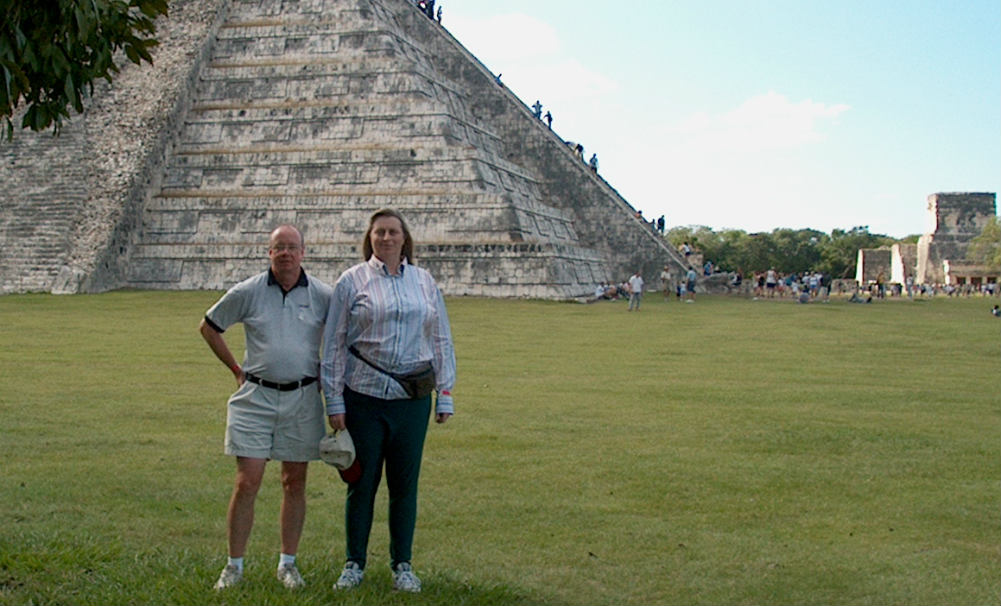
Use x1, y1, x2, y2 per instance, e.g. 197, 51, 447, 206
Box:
0, 0, 168, 138
665, 224, 895, 278
966, 216, 1001, 271
816, 226, 895, 278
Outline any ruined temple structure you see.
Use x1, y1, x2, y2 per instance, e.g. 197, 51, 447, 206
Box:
857, 192, 997, 288
0, 0, 685, 298
855, 248, 891, 285
913, 192, 997, 286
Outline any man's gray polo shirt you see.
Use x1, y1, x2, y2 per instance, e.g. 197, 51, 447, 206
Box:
205, 269, 333, 382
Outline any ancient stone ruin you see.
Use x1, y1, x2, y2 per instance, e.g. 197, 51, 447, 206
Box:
857, 192, 996, 288
914, 192, 996, 286
0, 0, 684, 298
855, 248, 891, 285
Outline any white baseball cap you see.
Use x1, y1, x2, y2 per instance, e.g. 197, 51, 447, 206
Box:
319, 430, 356, 469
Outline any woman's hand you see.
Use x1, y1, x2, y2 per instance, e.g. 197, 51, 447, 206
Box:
435, 413, 452, 424
328, 414, 346, 430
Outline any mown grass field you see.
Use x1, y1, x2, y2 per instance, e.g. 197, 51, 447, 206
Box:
0, 291, 997, 605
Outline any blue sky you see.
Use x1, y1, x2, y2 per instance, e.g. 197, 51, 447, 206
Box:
442, 0, 1000, 238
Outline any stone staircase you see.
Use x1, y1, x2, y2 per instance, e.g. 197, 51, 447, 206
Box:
1, 0, 685, 298
0, 126, 90, 293
0, 0, 227, 295
123, 0, 620, 297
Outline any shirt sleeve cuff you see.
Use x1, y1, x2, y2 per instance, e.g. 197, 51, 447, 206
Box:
325, 395, 345, 416
435, 393, 454, 415
203, 315, 224, 333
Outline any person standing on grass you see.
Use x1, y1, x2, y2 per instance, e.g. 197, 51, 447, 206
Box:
322, 208, 456, 594
660, 265, 672, 301
627, 270, 644, 311
199, 224, 332, 591
685, 266, 698, 302
765, 267, 778, 298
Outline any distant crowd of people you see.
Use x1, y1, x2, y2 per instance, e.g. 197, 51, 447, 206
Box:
586, 261, 999, 307
588, 272, 647, 308
750, 269, 834, 302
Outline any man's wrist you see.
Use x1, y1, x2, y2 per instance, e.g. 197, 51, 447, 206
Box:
229, 363, 241, 374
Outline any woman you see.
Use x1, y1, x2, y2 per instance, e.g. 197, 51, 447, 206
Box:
321, 208, 456, 593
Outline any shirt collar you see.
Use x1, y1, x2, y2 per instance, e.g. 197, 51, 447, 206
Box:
367, 255, 409, 276
267, 267, 309, 292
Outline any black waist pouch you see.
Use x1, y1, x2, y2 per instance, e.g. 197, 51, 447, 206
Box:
349, 345, 435, 399
392, 365, 436, 399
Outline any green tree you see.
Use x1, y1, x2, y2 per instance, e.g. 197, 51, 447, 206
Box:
769, 228, 824, 273
665, 225, 747, 270
734, 232, 779, 273
705, 229, 750, 272
664, 225, 709, 252
0, 0, 168, 138
966, 216, 1001, 271
667, 224, 898, 278
816, 226, 893, 278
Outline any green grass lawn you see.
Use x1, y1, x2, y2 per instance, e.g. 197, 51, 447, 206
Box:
0, 291, 997, 605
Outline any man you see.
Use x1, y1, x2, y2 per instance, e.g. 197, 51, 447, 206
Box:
659, 265, 672, 301
627, 270, 644, 312
200, 225, 333, 590
685, 266, 698, 302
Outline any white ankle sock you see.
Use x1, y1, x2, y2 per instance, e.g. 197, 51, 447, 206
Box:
279, 553, 296, 567
227, 556, 244, 572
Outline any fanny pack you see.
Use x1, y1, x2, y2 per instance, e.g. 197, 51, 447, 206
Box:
348, 345, 436, 399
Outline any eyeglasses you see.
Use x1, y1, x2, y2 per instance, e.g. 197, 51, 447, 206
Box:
270, 245, 302, 253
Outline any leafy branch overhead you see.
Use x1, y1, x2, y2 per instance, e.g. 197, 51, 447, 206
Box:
0, 0, 169, 138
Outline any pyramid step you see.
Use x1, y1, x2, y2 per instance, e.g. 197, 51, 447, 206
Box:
162, 147, 539, 186
193, 70, 467, 104
175, 112, 499, 147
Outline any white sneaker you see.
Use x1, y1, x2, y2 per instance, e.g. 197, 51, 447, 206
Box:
276, 562, 305, 589
392, 562, 422, 593
214, 564, 242, 590
335, 561, 364, 589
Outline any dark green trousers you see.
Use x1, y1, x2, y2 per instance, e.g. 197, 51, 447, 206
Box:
343, 386, 431, 569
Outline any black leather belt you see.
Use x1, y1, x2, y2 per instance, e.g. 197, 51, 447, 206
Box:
245, 373, 317, 391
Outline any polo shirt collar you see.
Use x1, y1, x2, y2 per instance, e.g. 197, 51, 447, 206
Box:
267, 268, 309, 292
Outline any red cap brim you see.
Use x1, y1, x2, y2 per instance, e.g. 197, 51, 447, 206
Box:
338, 459, 362, 484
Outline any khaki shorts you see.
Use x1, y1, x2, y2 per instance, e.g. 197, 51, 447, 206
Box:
224, 380, 325, 461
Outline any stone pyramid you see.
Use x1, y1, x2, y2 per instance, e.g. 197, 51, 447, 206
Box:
0, 0, 683, 298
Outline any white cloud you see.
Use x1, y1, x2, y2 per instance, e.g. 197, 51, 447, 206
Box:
669, 91, 850, 154
445, 12, 618, 107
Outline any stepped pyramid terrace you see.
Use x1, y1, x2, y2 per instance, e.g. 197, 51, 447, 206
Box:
0, 0, 684, 299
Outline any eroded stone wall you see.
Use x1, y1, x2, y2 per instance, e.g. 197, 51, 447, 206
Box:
916, 192, 996, 284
